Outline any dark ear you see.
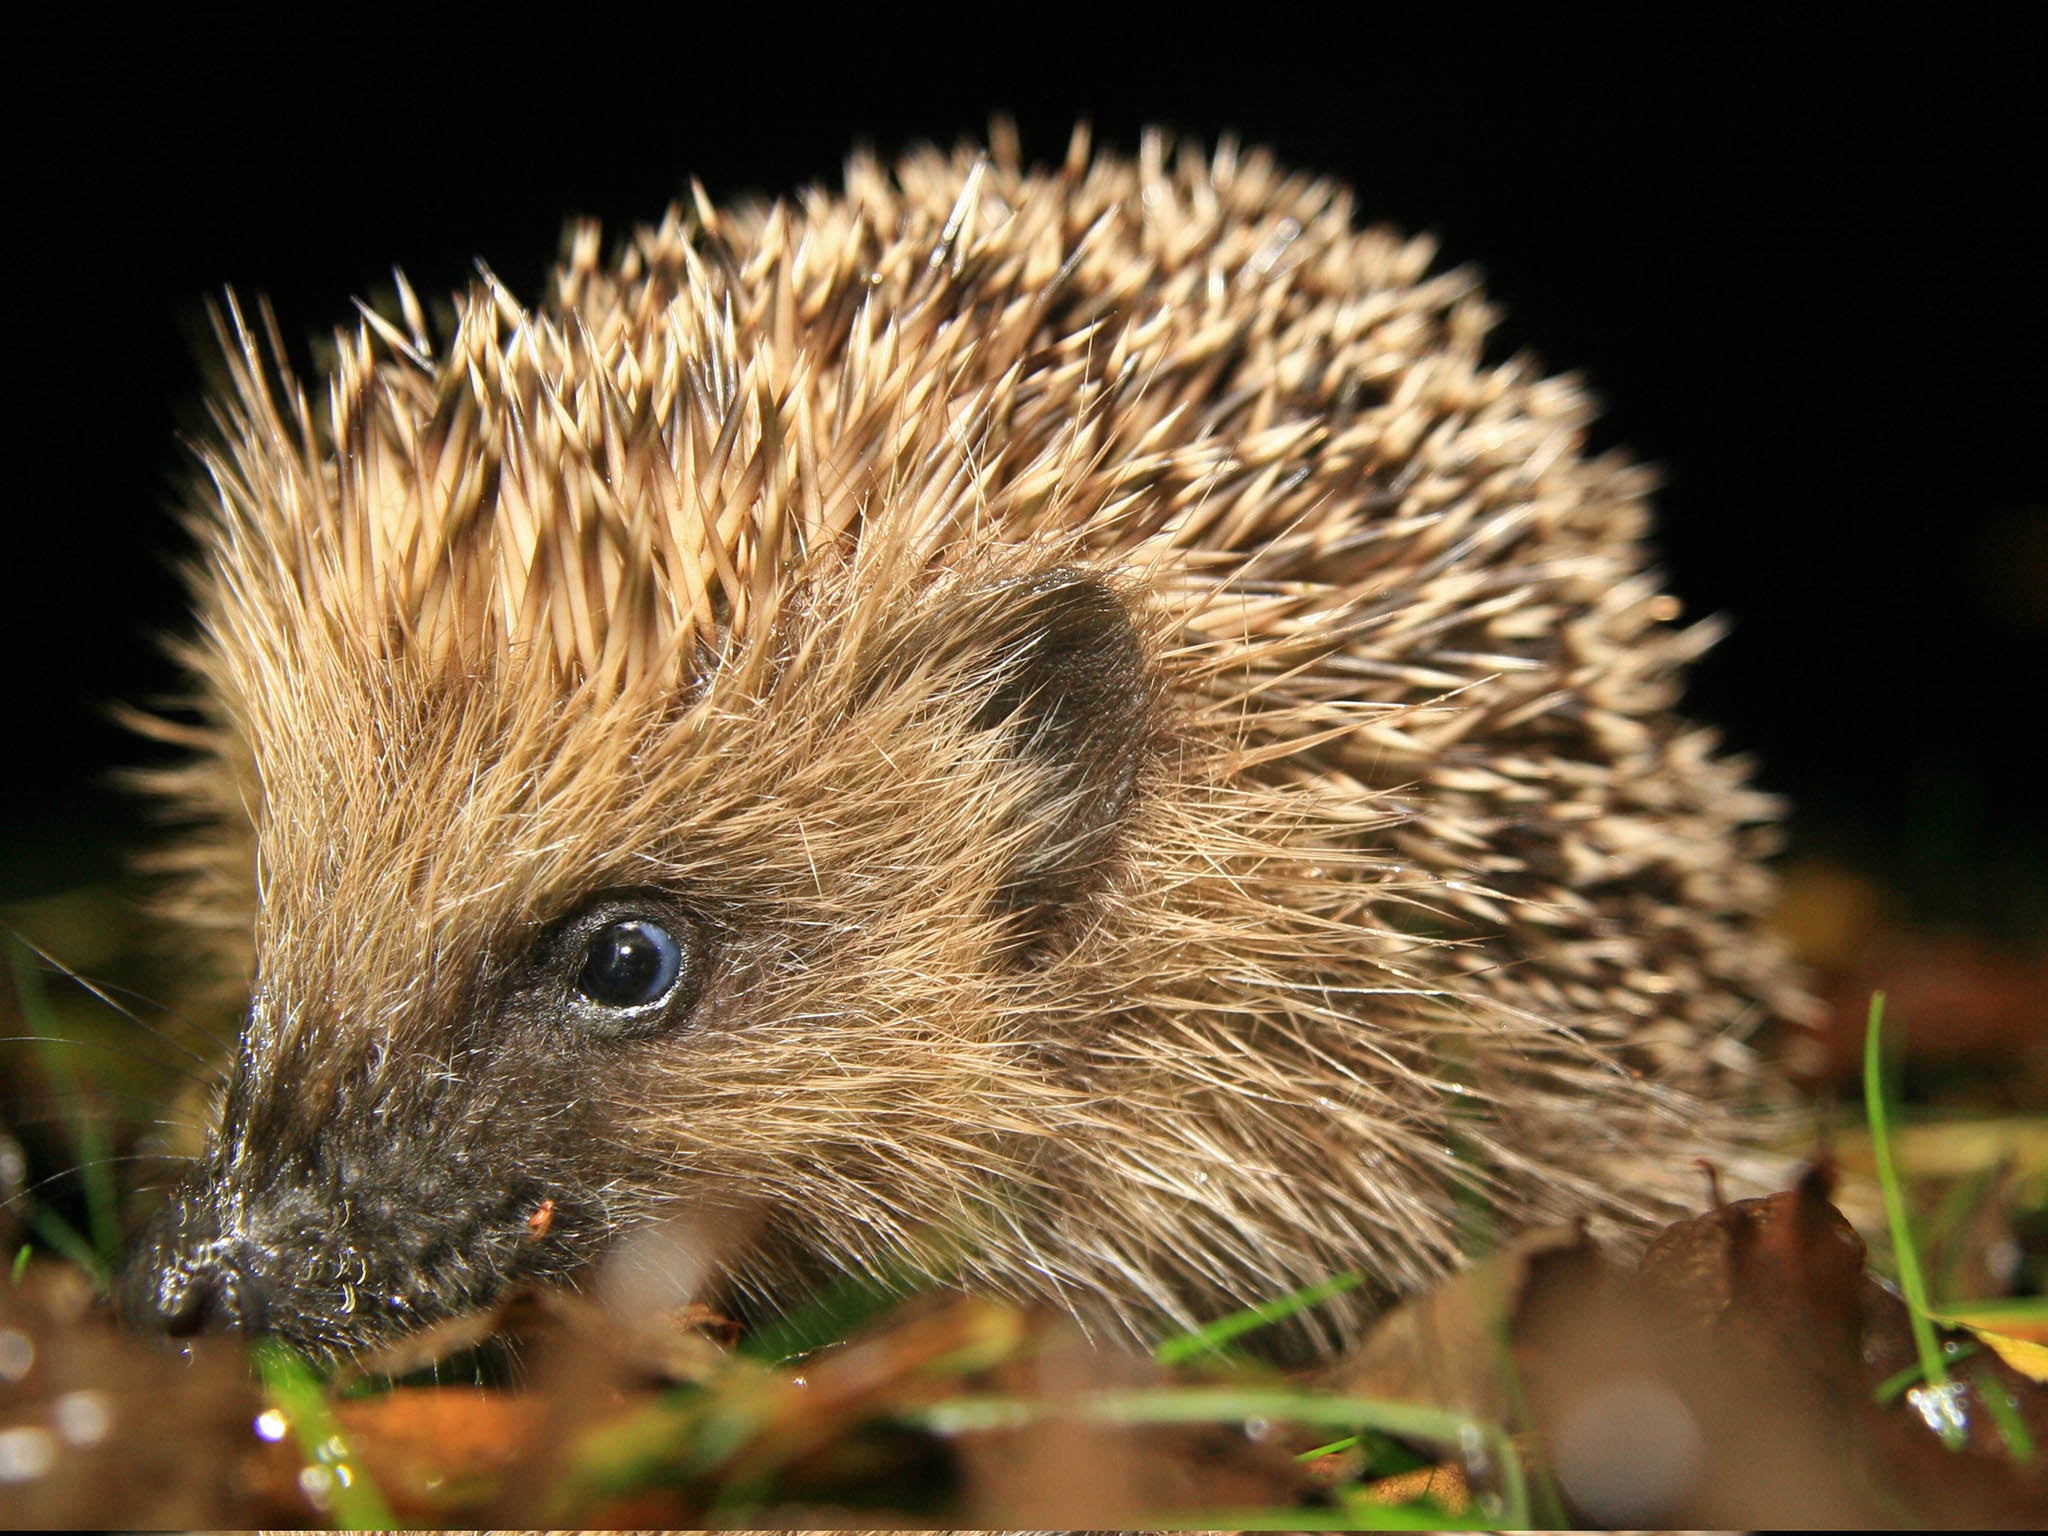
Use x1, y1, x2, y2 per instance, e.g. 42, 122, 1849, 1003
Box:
958, 570, 1150, 926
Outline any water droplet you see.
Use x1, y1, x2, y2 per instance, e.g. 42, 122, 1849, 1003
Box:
0, 1426, 56, 1484
0, 1328, 33, 1385
1906, 1380, 1970, 1440
51, 1390, 110, 1448
1458, 1422, 1490, 1479
297, 1464, 335, 1509
1986, 1237, 2022, 1288
1550, 1375, 1703, 1525
254, 1408, 289, 1443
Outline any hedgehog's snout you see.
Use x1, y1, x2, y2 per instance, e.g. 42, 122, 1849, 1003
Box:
119, 1196, 270, 1342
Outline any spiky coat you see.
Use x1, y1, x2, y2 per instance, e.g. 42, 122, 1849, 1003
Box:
126, 126, 1804, 1360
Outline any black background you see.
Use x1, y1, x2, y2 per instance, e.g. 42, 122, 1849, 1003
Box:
6, 7, 2042, 932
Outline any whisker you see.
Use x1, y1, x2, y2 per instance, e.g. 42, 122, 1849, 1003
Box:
3, 931, 215, 1070
3, 1152, 181, 1213
55, 972, 233, 1053
120, 1174, 200, 1200
4, 1107, 207, 1139
0, 1032, 208, 1082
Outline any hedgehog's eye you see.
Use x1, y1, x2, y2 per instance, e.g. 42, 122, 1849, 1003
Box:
540, 898, 711, 1038
575, 919, 685, 1010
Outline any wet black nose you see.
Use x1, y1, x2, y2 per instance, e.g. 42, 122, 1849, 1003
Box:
147, 1253, 267, 1337
119, 1209, 270, 1340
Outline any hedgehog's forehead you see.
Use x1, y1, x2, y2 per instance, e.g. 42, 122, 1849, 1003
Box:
243, 664, 729, 932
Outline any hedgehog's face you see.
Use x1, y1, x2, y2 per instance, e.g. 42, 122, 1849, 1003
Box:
121, 568, 1153, 1355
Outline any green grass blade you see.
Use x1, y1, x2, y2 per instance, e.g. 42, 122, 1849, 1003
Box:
1972, 1363, 2036, 1464
4, 932, 121, 1273
22, 1208, 107, 1288
1162, 1504, 1470, 1530
1864, 990, 1964, 1449
1152, 1270, 1363, 1366
1937, 1296, 2048, 1324
910, 1383, 1527, 1525
1873, 1341, 1979, 1405
736, 1256, 931, 1362
252, 1339, 397, 1528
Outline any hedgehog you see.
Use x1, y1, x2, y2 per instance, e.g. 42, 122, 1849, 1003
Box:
118, 124, 1806, 1364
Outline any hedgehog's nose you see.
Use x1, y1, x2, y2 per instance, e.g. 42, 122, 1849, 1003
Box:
146, 1249, 268, 1338
119, 1207, 270, 1341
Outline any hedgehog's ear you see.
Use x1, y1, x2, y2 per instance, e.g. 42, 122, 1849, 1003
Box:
954, 570, 1150, 929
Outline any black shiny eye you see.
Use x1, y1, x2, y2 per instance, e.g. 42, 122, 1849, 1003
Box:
575, 919, 684, 1009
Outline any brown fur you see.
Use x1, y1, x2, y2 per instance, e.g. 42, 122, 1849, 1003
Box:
124, 125, 1806, 1360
